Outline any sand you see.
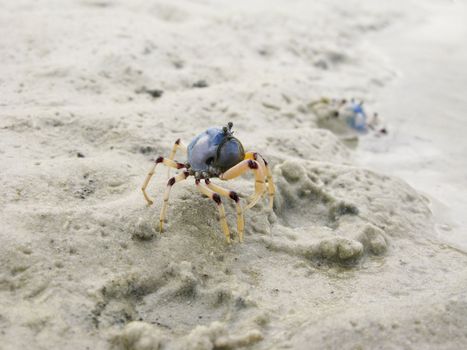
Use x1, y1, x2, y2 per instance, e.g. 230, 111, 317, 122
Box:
1, 0, 467, 349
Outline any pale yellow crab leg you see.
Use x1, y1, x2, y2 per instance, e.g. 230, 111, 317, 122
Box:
255, 154, 275, 209
219, 159, 265, 210
167, 138, 188, 178
168, 138, 187, 160
159, 171, 190, 233
308, 97, 331, 108
264, 163, 275, 209
205, 179, 244, 242
244, 152, 275, 208
196, 180, 231, 243
245, 153, 266, 201
141, 156, 185, 206
252, 157, 275, 209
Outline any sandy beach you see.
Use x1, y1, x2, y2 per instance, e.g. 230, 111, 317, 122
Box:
1, 0, 467, 349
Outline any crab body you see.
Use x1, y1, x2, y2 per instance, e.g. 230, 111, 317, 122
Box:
345, 101, 368, 133
141, 122, 275, 243
309, 98, 387, 136
187, 125, 245, 179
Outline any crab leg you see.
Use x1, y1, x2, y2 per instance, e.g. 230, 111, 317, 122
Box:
219, 159, 265, 210
246, 152, 275, 209
159, 171, 190, 233
167, 138, 188, 178
141, 156, 185, 206
244, 152, 275, 209
264, 164, 275, 209
196, 180, 231, 243
205, 179, 245, 242
168, 138, 187, 160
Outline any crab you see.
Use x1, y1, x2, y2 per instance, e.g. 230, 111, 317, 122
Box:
141, 122, 275, 243
309, 97, 387, 135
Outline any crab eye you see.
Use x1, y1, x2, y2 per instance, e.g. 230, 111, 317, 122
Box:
216, 138, 245, 171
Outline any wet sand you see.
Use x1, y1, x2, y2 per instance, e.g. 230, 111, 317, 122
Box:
357, 0, 467, 250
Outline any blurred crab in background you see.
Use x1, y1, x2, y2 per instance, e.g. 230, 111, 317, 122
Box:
141, 122, 275, 243
309, 97, 387, 137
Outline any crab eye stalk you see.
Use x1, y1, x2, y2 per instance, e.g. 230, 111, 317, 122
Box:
222, 121, 234, 135
215, 137, 245, 172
